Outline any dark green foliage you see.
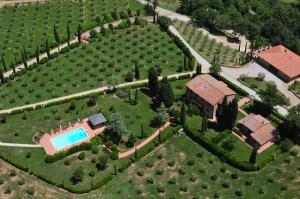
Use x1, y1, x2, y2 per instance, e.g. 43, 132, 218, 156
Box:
54, 24, 60, 49
249, 148, 257, 164
280, 138, 293, 153
179, 0, 300, 54
148, 67, 159, 97
258, 83, 288, 110
45, 38, 50, 58
72, 166, 84, 184
201, 116, 208, 133
158, 16, 172, 31
221, 139, 235, 151
35, 45, 40, 64
134, 63, 140, 80
78, 152, 86, 160
180, 103, 186, 125
216, 97, 238, 129
67, 22, 71, 46
158, 77, 174, 107
77, 24, 82, 43
209, 63, 221, 75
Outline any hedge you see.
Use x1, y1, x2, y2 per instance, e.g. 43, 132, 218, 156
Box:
45, 142, 94, 163
183, 124, 275, 171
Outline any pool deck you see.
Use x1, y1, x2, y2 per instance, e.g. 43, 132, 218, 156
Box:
40, 118, 106, 155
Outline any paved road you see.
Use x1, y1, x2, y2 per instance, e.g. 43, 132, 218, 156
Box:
0, 71, 194, 114
222, 62, 300, 107
0, 142, 42, 147
118, 122, 170, 158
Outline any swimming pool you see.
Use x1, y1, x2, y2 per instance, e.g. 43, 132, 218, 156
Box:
50, 127, 88, 150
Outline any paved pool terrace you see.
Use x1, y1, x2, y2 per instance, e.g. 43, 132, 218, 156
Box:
40, 118, 106, 155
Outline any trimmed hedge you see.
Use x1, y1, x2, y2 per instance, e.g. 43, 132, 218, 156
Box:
183, 124, 275, 171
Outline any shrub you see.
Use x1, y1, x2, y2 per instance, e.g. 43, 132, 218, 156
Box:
157, 185, 165, 193
168, 177, 176, 185
211, 174, 218, 181
92, 146, 99, 154
157, 154, 163, 159
245, 179, 253, 186
231, 173, 239, 179
137, 170, 144, 176
64, 160, 71, 166
180, 185, 188, 192
187, 159, 195, 166
147, 177, 153, 184
281, 185, 288, 191
26, 187, 35, 195
136, 188, 143, 194
18, 179, 25, 186
146, 161, 154, 168
189, 175, 197, 182
214, 193, 220, 198
235, 190, 243, 197
4, 187, 12, 194
221, 139, 235, 151
156, 169, 164, 176
178, 168, 186, 175
78, 152, 86, 160
10, 169, 17, 177
222, 182, 230, 189
167, 160, 175, 167
89, 171, 96, 177
26, 152, 31, 159
0, 179, 4, 185
258, 188, 264, 194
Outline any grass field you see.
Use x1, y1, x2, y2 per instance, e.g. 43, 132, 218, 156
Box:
81, 135, 300, 199
173, 20, 244, 66
0, 87, 180, 192
0, 0, 143, 66
0, 23, 185, 110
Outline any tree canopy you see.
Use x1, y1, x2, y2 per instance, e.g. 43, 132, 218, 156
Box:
178, 0, 300, 53
258, 83, 288, 110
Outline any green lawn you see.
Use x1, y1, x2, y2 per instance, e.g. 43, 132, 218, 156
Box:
155, 0, 180, 12
0, 23, 185, 110
173, 20, 244, 66
0, 87, 179, 192
80, 135, 300, 199
0, 89, 157, 145
0, 0, 143, 66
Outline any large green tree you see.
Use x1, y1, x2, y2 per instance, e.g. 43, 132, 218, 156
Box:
258, 83, 288, 110
286, 104, 300, 140
216, 97, 238, 129
158, 76, 174, 107
107, 113, 129, 144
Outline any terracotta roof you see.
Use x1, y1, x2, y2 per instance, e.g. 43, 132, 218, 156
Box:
238, 114, 277, 145
255, 45, 300, 79
186, 74, 236, 105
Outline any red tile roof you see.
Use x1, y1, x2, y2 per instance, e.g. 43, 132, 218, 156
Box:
238, 114, 277, 145
186, 74, 236, 105
255, 45, 300, 79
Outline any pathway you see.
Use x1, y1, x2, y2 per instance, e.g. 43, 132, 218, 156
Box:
0, 142, 42, 147
118, 122, 170, 158
0, 71, 194, 114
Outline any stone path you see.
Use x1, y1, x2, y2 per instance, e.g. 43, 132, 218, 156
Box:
118, 122, 170, 158
0, 71, 194, 114
0, 142, 42, 147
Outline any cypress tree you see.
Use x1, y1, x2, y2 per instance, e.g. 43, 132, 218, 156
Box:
77, 24, 82, 43
67, 22, 71, 46
0, 69, 4, 84
201, 116, 208, 133
238, 43, 241, 51
148, 67, 159, 97
114, 165, 117, 175
249, 148, 257, 164
45, 38, 50, 58
135, 63, 140, 80
54, 24, 60, 51
227, 97, 238, 129
158, 76, 174, 107
196, 63, 202, 75
1, 54, 6, 71
35, 45, 40, 64
244, 42, 248, 54
216, 97, 227, 129
134, 88, 139, 105
21, 50, 28, 69
180, 103, 186, 125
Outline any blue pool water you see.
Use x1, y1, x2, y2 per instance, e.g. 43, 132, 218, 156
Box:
50, 127, 88, 150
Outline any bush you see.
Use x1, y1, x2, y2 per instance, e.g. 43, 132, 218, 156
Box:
0, 179, 4, 185
147, 177, 153, 184
187, 159, 195, 166
222, 182, 230, 189
89, 171, 96, 177
92, 146, 99, 154
168, 177, 176, 185
231, 173, 239, 179
137, 170, 144, 176
4, 187, 12, 194
211, 174, 218, 181
156, 169, 164, 176
178, 168, 186, 175
235, 190, 243, 197
64, 160, 71, 166
167, 160, 175, 167
179, 185, 188, 192
26, 187, 35, 195
78, 152, 86, 160
157, 185, 165, 193
18, 179, 25, 186
10, 169, 17, 177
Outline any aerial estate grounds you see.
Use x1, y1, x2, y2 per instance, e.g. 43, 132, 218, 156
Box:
0, 0, 143, 65
0, 0, 300, 198
0, 22, 186, 109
